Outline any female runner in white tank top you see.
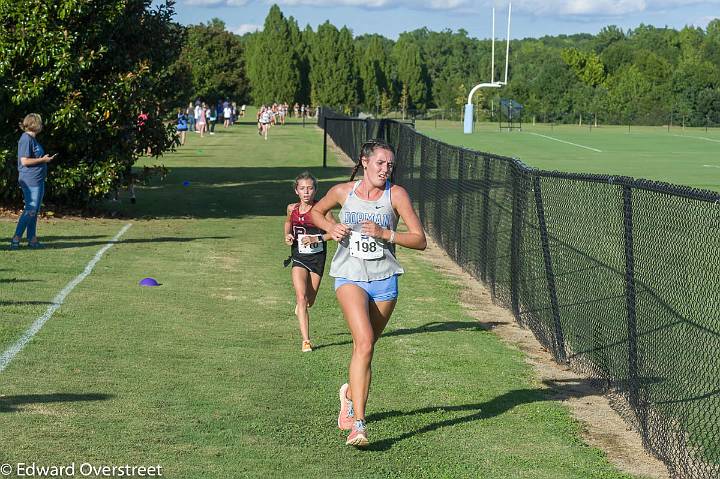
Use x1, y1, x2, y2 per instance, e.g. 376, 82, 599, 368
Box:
310, 139, 426, 447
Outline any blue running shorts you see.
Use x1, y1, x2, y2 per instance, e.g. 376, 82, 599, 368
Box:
334, 275, 399, 302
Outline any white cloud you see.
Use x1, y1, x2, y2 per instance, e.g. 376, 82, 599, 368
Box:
504, 0, 720, 17
184, 0, 719, 19
696, 15, 719, 26
267, 0, 471, 9
233, 23, 263, 34
511, 0, 646, 16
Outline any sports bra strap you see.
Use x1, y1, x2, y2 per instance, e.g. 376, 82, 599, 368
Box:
349, 180, 362, 196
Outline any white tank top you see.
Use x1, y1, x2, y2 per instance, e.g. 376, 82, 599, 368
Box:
329, 180, 404, 281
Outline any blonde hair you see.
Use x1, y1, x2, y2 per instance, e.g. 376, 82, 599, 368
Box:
20, 113, 43, 133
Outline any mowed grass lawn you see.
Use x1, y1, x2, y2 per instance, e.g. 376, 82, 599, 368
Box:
417, 120, 720, 192
1, 122, 645, 478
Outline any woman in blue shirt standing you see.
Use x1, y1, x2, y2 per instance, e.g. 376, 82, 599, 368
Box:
176, 108, 188, 145
10, 113, 56, 250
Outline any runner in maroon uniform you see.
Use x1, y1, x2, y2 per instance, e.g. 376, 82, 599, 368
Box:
284, 172, 335, 352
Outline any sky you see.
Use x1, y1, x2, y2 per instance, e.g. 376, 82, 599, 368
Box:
173, 0, 719, 40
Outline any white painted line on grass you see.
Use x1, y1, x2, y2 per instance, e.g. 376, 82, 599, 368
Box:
529, 132, 602, 152
0, 223, 132, 373
703, 165, 720, 168
672, 134, 720, 144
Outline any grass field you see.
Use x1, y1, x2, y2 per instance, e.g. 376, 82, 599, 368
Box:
415, 120, 720, 192
0, 122, 651, 478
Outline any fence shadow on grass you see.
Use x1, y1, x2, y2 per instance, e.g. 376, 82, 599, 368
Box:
104, 166, 351, 220
0, 393, 113, 413
364, 377, 660, 452
312, 320, 495, 351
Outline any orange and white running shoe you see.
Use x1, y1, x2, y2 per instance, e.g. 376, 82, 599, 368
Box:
346, 420, 368, 447
302, 340, 313, 352
338, 383, 354, 430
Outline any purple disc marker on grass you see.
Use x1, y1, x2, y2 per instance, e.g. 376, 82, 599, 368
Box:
183, 180, 190, 187
139, 277, 160, 287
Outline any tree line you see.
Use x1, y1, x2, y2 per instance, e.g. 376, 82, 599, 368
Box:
183, 4, 720, 126
2, 2, 718, 207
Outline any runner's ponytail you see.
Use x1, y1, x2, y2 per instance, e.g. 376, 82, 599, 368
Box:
349, 162, 362, 181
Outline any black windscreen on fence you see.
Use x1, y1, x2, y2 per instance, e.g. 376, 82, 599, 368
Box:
319, 107, 720, 479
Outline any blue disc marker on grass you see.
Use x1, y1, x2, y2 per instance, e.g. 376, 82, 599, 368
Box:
139, 277, 160, 287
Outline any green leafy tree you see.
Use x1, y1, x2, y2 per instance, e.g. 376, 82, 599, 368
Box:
393, 35, 427, 110
605, 65, 651, 123
0, 0, 182, 205
671, 58, 720, 124
600, 40, 635, 76
176, 19, 248, 103
679, 26, 705, 62
561, 48, 606, 87
291, 19, 311, 104
357, 35, 393, 112
630, 24, 681, 64
399, 84, 409, 118
309, 22, 358, 108
245, 4, 299, 105
696, 88, 720, 124
379, 91, 393, 115
594, 25, 625, 53
455, 83, 477, 121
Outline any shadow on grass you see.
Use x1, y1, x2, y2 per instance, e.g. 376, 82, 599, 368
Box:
36, 235, 108, 241
0, 278, 41, 284
105, 166, 351, 219
312, 320, 493, 351
363, 378, 637, 452
0, 393, 112, 413
38, 235, 232, 250
0, 300, 53, 306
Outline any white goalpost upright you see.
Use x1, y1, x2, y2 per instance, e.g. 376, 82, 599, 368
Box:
463, 3, 512, 134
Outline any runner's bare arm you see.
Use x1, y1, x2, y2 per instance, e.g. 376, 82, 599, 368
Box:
310, 183, 352, 242
320, 210, 336, 241
284, 203, 295, 245
389, 185, 426, 250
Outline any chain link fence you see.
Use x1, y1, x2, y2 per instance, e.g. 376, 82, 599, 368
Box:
319, 106, 720, 479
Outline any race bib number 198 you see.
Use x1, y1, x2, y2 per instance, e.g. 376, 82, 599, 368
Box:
349, 231, 384, 259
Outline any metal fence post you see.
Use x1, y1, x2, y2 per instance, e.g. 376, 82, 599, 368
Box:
434, 143, 443, 245
623, 185, 641, 415
323, 116, 328, 168
419, 136, 427, 224
455, 150, 465, 264
533, 175, 567, 363
510, 165, 524, 319
480, 156, 491, 283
